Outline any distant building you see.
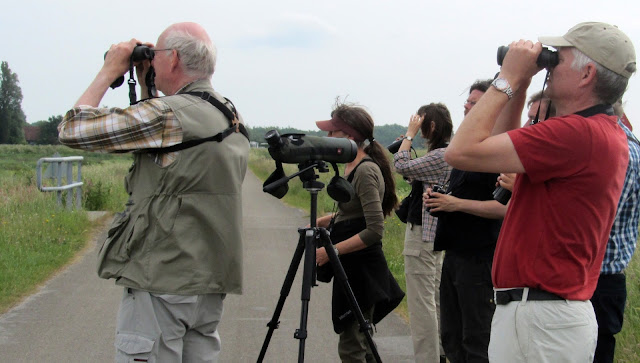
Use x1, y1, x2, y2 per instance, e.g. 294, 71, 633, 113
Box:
23, 125, 41, 145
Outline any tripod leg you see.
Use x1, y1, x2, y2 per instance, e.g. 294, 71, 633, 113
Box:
257, 229, 306, 362
293, 228, 319, 362
318, 228, 383, 363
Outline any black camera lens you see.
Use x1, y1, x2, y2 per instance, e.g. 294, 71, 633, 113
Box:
497, 45, 559, 69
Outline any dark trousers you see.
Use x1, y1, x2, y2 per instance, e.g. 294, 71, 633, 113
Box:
591, 273, 627, 363
440, 251, 495, 363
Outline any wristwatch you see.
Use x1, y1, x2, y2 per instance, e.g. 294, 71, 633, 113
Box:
333, 245, 340, 256
405, 135, 413, 142
491, 78, 514, 100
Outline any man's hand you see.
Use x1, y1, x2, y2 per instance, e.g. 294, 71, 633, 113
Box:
134, 42, 155, 97
497, 173, 516, 192
74, 38, 142, 108
499, 40, 543, 93
423, 188, 458, 213
103, 39, 140, 82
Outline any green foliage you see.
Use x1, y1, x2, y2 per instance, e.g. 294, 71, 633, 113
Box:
0, 61, 26, 144
36, 115, 63, 145
83, 179, 109, 211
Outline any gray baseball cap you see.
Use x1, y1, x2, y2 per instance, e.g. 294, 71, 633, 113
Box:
539, 22, 636, 78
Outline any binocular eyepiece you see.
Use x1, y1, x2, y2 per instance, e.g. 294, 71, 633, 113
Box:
497, 45, 559, 69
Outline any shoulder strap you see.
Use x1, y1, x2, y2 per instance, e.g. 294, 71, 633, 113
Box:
346, 159, 377, 183
137, 92, 249, 154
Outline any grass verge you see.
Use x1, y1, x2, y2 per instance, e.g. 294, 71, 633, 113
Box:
0, 145, 131, 313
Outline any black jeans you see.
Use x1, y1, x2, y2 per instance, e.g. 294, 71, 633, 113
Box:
440, 250, 495, 363
591, 273, 627, 363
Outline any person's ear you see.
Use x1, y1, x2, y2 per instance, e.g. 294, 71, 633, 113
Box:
580, 63, 597, 86
170, 50, 180, 71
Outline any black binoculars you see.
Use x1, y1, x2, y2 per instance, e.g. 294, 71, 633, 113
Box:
497, 45, 559, 69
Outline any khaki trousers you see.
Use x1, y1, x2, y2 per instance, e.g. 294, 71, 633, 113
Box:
403, 223, 443, 363
338, 307, 376, 362
115, 287, 225, 363
489, 293, 597, 363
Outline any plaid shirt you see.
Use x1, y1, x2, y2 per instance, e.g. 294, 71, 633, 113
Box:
601, 121, 640, 274
58, 97, 182, 167
394, 148, 451, 242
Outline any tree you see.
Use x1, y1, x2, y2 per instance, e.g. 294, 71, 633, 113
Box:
34, 115, 62, 145
0, 61, 26, 144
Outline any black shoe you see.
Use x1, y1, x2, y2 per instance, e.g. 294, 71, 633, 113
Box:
440, 355, 447, 363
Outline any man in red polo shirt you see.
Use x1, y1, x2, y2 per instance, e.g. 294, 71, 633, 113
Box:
444, 22, 635, 362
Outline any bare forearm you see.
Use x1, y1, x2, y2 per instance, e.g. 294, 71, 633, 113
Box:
74, 71, 115, 107
492, 83, 529, 135
448, 88, 508, 159
454, 198, 507, 219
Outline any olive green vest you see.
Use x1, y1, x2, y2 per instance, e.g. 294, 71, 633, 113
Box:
97, 80, 249, 295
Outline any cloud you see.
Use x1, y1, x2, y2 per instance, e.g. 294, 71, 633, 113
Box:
232, 13, 336, 49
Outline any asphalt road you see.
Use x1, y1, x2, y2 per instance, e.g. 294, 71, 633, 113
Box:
0, 171, 413, 362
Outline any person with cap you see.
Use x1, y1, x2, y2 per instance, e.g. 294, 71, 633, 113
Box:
443, 22, 635, 362
392, 103, 453, 363
590, 100, 640, 363
314, 100, 404, 362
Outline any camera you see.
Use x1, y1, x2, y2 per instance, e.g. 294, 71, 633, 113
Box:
265, 130, 357, 164
497, 45, 559, 69
492, 186, 512, 205
426, 184, 447, 217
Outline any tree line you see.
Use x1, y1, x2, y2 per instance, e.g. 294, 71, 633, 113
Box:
0, 61, 424, 148
0, 61, 61, 145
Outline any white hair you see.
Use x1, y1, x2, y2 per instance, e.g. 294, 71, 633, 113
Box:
164, 29, 217, 78
570, 47, 628, 104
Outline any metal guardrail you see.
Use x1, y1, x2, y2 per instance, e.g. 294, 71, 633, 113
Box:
36, 156, 84, 210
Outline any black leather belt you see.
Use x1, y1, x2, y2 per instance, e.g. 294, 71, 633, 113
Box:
495, 288, 564, 305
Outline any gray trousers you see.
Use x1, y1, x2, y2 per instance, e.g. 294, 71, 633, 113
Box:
114, 287, 225, 363
403, 223, 443, 363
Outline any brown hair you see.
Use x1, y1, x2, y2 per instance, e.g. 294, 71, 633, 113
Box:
417, 103, 453, 152
331, 101, 399, 216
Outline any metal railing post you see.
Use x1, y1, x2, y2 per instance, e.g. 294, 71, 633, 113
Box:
36, 156, 85, 209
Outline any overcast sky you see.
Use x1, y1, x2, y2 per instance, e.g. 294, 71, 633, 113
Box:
2, 0, 640, 135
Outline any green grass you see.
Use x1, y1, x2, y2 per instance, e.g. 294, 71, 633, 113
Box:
0, 145, 131, 312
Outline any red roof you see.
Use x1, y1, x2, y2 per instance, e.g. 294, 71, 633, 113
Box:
23, 125, 41, 142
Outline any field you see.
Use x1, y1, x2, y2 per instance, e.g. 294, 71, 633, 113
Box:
1, 145, 638, 361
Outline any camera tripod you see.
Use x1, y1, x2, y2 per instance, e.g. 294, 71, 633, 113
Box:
258, 161, 381, 363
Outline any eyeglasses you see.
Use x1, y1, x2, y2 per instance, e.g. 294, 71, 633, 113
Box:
152, 48, 173, 53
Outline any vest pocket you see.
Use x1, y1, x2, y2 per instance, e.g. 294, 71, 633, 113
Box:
97, 210, 136, 278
